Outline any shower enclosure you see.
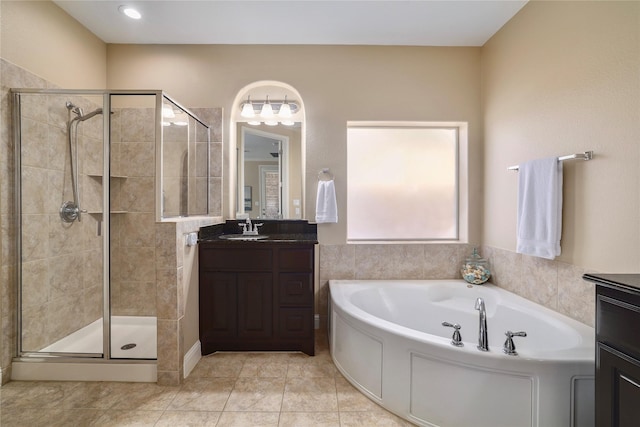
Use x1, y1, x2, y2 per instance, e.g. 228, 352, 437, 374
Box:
11, 89, 210, 379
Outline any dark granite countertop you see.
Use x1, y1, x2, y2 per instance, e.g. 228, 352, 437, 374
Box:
198, 220, 317, 244
583, 273, 640, 294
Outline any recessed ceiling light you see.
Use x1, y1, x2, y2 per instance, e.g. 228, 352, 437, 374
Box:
118, 5, 141, 20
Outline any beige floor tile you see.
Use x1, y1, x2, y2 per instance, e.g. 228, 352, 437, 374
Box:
278, 411, 340, 427
339, 410, 416, 426
191, 356, 245, 378
168, 377, 235, 411
155, 410, 221, 426
225, 377, 285, 411
0, 381, 81, 409
91, 409, 163, 426
109, 382, 180, 410
62, 382, 125, 409
335, 376, 381, 412
287, 359, 337, 378
282, 377, 338, 412
239, 360, 289, 378
3, 405, 105, 426
216, 411, 280, 427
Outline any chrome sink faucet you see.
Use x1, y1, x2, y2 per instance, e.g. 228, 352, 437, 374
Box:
239, 217, 263, 235
475, 297, 489, 351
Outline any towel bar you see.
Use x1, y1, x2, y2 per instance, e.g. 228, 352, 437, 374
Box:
508, 151, 593, 171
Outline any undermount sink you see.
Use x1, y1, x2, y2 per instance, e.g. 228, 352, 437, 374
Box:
218, 234, 269, 241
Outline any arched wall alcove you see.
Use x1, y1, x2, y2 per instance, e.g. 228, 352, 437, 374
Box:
229, 81, 306, 220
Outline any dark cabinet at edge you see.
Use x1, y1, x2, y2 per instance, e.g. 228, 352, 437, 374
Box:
199, 242, 315, 356
593, 279, 640, 427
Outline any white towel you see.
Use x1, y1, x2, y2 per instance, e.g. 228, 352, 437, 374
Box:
516, 157, 563, 260
315, 180, 338, 223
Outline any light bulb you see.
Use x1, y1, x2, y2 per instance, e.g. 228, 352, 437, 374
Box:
278, 97, 292, 118
118, 5, 141, 19
240, 96, 255, 118
260, 96, 274, 118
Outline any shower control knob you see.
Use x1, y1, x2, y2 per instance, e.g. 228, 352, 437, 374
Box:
442, 322, 463, 347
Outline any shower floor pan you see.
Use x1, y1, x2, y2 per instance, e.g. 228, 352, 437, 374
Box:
40, 316, 157, 359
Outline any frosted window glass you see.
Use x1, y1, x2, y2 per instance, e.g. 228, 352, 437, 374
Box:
347, 126, 458, 241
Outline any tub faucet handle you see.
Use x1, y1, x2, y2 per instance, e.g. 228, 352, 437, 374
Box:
503, 331, 527, 356
442, 322, 463, 347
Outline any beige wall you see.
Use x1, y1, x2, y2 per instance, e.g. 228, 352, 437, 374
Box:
482, 0, 640, 272
0, 0, 107, 89
106, 44, 484, 245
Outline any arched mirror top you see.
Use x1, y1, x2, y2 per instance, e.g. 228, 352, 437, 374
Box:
231, 81, 306, 220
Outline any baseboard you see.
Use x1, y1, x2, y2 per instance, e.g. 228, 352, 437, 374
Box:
184, 340, 202, 379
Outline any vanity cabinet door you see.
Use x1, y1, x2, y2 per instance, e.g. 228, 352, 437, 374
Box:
597, 343, 640, 427
199, 272, 237, 341
237, 273, 273, 339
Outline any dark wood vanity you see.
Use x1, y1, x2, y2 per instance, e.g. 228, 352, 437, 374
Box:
583, 273, 640, 427
198, 221, 317, 356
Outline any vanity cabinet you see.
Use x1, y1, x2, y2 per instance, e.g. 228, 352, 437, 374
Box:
584, 274, 640, 427
199, 242, 315, 356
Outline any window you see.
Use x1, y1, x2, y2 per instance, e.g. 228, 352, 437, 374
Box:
347, 122, 468, 242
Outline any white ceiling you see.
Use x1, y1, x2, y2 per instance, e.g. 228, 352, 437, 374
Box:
53, 0, 527, 47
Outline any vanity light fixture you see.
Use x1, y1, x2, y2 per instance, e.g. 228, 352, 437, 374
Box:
118, 5, 142, 20
239, 95, 300, 125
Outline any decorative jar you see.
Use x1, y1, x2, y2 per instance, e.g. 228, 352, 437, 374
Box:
461, 248, 491, 285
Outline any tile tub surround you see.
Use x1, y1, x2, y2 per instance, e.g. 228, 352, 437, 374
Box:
0, 332, 415, 427
318, 243, 596, 329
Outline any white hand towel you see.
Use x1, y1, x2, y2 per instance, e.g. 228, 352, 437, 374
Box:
315, 180, 338, 223
516, 157, 563, 260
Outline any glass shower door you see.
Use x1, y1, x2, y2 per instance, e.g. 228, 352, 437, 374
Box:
108, 94, 158, 359
15, 90, 106, 357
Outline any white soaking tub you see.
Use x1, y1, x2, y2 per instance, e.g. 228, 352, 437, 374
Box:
329, 280, 595, 427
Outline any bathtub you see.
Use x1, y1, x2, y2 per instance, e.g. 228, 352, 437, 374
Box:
329, 280, 595, 427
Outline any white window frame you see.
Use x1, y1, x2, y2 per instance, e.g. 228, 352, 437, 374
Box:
346, 121, 468, 243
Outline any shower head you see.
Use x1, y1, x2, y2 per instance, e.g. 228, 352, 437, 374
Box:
66, 101, 84, 117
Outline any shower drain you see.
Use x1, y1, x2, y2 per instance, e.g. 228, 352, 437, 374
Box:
121, 343, 137, 350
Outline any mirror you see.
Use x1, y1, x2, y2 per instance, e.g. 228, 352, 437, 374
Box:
236, 122, 302, 219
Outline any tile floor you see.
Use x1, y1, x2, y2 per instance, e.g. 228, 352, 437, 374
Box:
0, 332, 415, 426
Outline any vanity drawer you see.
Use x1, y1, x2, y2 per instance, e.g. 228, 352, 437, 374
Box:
279, 308, 313, 338
279, 273, 312, 306
200, 247, 272, 271
277, 247, 314, 272
597, 294, 640, 359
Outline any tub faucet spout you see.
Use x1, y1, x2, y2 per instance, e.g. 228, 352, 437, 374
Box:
475, 297, 489, 351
